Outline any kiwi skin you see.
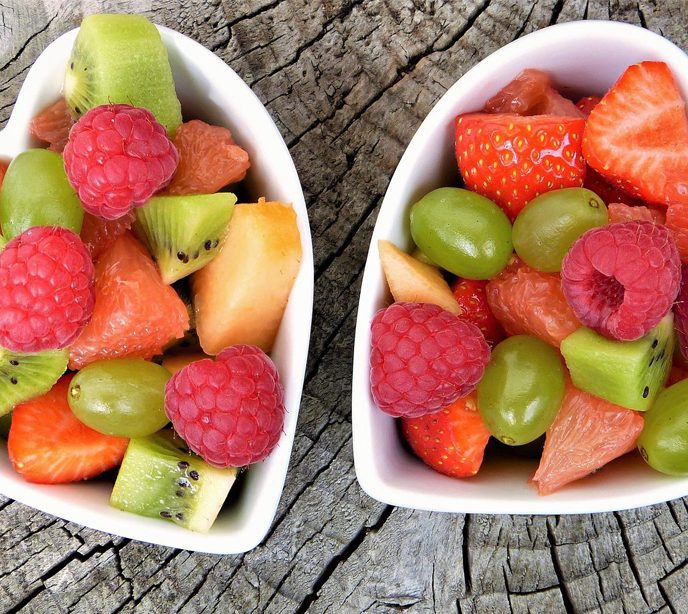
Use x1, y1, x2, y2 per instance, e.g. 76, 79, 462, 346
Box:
0, 348, 68, 417
64, 14, 182, 136
133, 193, 236, 285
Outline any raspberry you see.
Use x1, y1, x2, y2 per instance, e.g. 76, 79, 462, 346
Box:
164, 345, 285, 467
0, 226, 95, 352
63, 104, 178, 220
165, 120, 250, 195
369, 302, 490, 419
561, 221, 681, 341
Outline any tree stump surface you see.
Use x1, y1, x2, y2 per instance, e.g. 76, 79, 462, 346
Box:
1, 1, 687, 612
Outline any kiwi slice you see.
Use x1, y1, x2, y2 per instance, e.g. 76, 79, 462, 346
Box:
110, 430, 237, 533
133, 193, 236, 284
0, 235, 6, 250
0, 348, 68, 417
64, 14, 182, 136
561, 313, 674, 411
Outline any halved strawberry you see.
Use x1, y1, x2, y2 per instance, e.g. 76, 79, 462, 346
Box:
8, 376, 128, 484
583, 166, 645, 207
455, 113, 586, 219
400, 391, 490, 478
666, 203, 688, 264
583, 62, 688, 206
451, 278, 504, 346
575, 95, 602, 117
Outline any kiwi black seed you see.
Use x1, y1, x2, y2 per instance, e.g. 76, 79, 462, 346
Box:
110, 430, 238, 533
0, 348, 68, 417
133, 193, 236, 284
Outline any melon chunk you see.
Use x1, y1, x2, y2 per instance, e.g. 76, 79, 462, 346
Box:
192, 199, 302, 354
378, 240, 461, 315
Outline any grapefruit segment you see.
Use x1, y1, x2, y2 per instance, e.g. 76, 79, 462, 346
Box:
531, 379, 644, 495
486, 257, 581, 348
69, 233, 189, 369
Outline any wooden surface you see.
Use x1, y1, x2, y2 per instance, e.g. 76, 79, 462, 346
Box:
1, 1, 688, 612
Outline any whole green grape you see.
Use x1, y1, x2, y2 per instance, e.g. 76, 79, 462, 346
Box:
68, 359, 171, 438
637, 380, 688, 476
409, 187, 512, 279
477, 335, 565, 445
411, 247, 438, 267
0, 149, 84, 240
512, 188, 608, 272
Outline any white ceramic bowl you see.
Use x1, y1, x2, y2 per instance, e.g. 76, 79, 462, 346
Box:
0, 26, 313, 553
353, 20, 688, 515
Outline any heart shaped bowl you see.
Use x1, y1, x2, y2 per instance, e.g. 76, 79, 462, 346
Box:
352, 20, 688, 515
0, 25, 314, 553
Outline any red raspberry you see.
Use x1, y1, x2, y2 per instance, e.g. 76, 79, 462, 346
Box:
370, 302, 490, 419
674, 267, 688, 361
0, 226, 95, 352
561, 221, 681, 341
164, 345, 285, 467
63, 104, 178, 220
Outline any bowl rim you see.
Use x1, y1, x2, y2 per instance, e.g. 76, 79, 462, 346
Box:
352, 19, 688, 515
0, 23, 314, 553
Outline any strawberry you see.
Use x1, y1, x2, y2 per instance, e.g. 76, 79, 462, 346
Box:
575, 95, 602, 117
8, 376, 128, 484
400, 391, 490, 478
584, 166, 645, 207
668, 366, 688, 387
583, 61, 688, 206
450, 278, 504, 346
666, 203, 688, 264
455, 113, 586, 219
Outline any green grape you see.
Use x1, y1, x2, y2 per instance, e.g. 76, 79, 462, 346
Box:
637, 380, 688, 476
409, 187, 512, 279
410, 247, 438, 267
477, 335, 565, 445
0, 149, 84, 240
512, 188, 608, 272
68, 359, 171, 438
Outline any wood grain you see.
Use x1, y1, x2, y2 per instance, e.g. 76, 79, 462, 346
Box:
1, 1, 688, 612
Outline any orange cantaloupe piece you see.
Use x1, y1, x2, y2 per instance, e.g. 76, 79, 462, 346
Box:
192, 199, 302, 354
378, 240, 461, 315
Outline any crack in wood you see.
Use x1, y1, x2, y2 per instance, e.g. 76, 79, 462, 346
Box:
292, 505, 393, 614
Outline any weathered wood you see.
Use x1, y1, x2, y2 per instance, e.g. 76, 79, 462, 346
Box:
1, 1, 688, 612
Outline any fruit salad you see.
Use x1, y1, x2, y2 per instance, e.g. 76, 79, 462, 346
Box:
370, 61, 688, 493
0, 14, 303, 532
